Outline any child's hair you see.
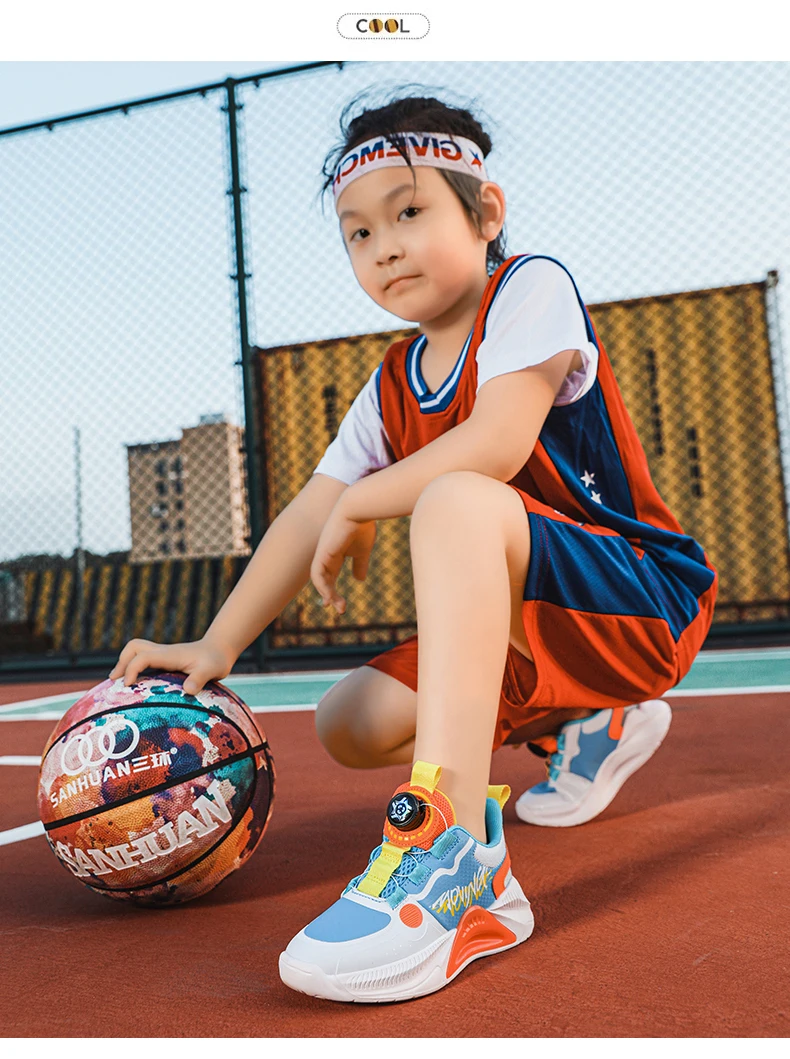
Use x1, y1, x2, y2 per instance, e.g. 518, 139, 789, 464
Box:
319, 84, 508, 274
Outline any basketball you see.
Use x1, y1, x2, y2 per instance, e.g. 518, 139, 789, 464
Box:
37, 671, 275, 906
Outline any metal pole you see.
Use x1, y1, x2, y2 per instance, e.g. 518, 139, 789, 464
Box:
765, 270, 790, 586
73, 425, 86, 654
224, 78, 269, 674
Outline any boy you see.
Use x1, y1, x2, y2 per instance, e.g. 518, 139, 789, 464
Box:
111, 101, 717, 1003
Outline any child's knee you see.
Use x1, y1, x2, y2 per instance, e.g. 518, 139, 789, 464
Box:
315, 694, 348, 756
315, 693, 375, 767
315, 689, 408, 768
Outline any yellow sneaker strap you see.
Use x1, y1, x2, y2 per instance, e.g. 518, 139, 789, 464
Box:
487, 783, 511, 809
356, 843, 405, 898
411, 760, 442, 792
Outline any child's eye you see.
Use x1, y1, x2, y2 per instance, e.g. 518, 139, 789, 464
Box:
349, 208, 419, 243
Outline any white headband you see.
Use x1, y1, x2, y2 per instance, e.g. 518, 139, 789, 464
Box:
333, 131, 489, 203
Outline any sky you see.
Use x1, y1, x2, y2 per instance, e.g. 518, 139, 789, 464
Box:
1, 60, 788, 563
0, 63, 284, 131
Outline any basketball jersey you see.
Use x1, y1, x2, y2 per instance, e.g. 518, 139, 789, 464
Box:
314, 255, 598, 485
375, 253, 717, 606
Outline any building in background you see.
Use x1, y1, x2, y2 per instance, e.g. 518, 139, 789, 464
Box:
126, 413, 250, 563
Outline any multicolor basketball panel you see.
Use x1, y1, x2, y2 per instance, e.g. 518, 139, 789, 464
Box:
37, 672, 275, 905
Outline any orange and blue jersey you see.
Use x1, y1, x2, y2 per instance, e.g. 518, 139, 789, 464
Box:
364, 253, 719, 742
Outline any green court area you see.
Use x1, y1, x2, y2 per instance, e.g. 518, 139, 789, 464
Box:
673, 647, 790, 691
1, 647, 788, 723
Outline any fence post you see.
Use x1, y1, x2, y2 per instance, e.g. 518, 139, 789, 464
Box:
73, 425, 86, 654
224, 77, 269, 674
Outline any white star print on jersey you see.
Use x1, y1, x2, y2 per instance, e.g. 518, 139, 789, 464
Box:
581, 470, 595, 487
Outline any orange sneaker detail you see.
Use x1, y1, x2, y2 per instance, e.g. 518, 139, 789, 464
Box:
530, 732, 559, 755
399, 903, 424, 928
492, 851, 511, 899
608, 706, 625, 741
383, 783, 456, 851
445, 905, 517, 978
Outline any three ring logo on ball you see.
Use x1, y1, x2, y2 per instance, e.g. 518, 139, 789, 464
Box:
60, 718, 141, 776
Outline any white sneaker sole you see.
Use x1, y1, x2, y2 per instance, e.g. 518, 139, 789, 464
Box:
514, 699, 672, 827
278, 877, 535, 1003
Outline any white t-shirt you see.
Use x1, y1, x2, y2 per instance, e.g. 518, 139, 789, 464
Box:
313, 256, 599, 486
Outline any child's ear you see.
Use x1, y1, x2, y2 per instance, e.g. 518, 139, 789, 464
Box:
479, 181, 506, 242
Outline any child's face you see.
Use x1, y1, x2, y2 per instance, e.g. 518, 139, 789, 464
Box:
336, 164, 500, 323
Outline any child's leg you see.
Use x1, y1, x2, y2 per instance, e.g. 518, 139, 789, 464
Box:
315, 664, 590, 769
281, 470, 594, 1002
281, 471, 674, 1002
408, 469, 546, 842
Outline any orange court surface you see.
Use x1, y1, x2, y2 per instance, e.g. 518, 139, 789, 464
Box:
1, 649, 789, 1038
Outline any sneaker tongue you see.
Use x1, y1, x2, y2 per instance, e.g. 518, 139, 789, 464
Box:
356, 761, 453, 899
356, 761, 513, 900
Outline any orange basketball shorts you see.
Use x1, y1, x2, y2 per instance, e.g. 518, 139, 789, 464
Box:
364, 486, 718, 752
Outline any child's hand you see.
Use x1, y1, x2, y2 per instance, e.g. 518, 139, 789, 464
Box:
108, 636, 235, 696
311, 505, 377, 615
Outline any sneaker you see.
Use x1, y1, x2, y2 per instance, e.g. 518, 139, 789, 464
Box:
514, 699, 672, 827
279, 760, 534, 1003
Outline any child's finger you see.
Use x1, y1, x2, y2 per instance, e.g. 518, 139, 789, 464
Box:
316, 575, 343, 611
313, 567, 333, 605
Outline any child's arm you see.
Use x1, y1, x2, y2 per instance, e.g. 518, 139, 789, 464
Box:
338, 348, 576, 523
202, 472, 350, 662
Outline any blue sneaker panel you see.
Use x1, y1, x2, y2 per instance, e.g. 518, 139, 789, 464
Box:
394, 836, 463, 903
432, 829, 460, 858
421, 845, 499, 930
569, 724, 620, 781
304, 897, 391, 942
528, 780, 557, 795
349, 799, 508, 925
483, 796, 504, 845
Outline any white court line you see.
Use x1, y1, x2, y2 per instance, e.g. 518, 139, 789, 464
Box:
0, 702, 322, 722
2, 685, 790, 725
0, 677, 348, 716
665, 684, 790, 696
1, 684, 788, 728
0, 756, 41, 766
0, 692, 82, 715
2, 682, 789, 848
687, 646, 790, 659
0, 821, 45, 846
214, 672, 353, 683
0, 652, 787, 718
255, 702, 318, 712
0, 712, 85, 722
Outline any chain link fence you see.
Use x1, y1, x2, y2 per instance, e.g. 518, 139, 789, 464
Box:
1, 61, 788, 673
